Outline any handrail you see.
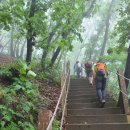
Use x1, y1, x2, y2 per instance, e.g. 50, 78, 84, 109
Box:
107, 71, 129, 98
117, 71, 130, 114
107, 70, 130, 114
116, 72, 130, 81
60, 69, 70, 130
46, 69, 70, 130
116, 72, 129, 98
116, 87, 129, 98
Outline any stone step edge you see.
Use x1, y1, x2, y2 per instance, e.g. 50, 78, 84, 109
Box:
67, 101, 116, 104
66, 123, 130, 125
67, 97, 114, 101
66, 114, 126, 117
67, 107, 121, 110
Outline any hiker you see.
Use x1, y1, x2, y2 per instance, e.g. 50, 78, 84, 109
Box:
84, 60, 94, 85
94, 60, 108, 108
80, 64, 84, 77
74, 61, 82, 78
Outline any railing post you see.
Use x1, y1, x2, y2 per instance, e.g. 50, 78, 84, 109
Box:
61, 61, 70, 111
61, 72, 66, 112
117, 71, 130, 114
65, 61, 70, 116
66, 61, 70, 75
38, 110, 52, 130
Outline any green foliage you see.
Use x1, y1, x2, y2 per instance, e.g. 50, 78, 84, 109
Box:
0, 60, 38, 130
52, 119, 60, 130
114, 0, 130, 44
106, 73, 119, 101
100, 52, 126, 62
37, 63, 62, 85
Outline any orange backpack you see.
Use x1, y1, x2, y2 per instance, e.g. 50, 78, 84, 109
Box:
96, 62, 105, 71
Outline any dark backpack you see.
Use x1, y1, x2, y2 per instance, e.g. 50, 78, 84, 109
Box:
85, 61, 92, 69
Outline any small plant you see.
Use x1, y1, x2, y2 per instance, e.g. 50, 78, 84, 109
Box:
0, 59, 38, 130
52, 119, 60, 130
37, 63, 61, 85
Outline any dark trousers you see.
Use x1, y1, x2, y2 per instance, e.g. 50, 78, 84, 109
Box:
76, 67, 81, 79
95, 71, 107, 102
85, 69, 93, 77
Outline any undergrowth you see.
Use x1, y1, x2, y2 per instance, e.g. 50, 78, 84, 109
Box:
0, 59, 38, 130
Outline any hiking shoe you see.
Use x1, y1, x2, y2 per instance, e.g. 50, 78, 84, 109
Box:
89, 83, 93, 86
100, 100, 105, 108
102, 99, 106, 102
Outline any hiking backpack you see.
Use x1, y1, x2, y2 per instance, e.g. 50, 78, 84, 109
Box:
85, 61, 92, 69
96, 62, 105, 71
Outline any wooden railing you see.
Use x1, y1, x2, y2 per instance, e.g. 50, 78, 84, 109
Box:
38, 61, 70, 130
117, 71, 130, 114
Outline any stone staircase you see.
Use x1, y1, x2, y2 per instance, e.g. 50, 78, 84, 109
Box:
65, 79, 130, 130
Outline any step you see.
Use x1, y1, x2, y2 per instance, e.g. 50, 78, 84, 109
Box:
69, 90, 96, 95
70, 82, 89, 84
66, 123, 130, 130
70, 81, 90, 84
70, 82, 88, 84
69, 85, 95, 88
67, 97, 114, 104
67, 102, 116, 109
70, 81, 88, 84
67, 107, 123, 115
70, 78, 89, 80
68, 93, 97, 97
69, 88, 96, 91
66, 114, 127, 124
68, 94, 97, 99
69, 87, 95, 90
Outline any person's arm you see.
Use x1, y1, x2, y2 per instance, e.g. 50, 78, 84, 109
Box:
82, 64, 85, 69
105, 65, 108, 76
94, 64, 97, 73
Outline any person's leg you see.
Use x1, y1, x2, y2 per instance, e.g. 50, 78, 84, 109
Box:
101, 77, 107, 101
89, 70, 93, 85
95, 74, 106, 108
76, 70, 79, 78
89, 77, 93, 85
85, 71, 87, 79
77, 71, 80, 79
77, 68, 80, 79
95, 78, 103, 102
102, 89, 106, 101
96, 88, 103, 102
101, 88, 105, 108
86, 70, 89, 77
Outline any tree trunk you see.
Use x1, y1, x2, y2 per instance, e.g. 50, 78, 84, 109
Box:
49, 47, 61, 68
1, 40, 10, 53
42, 32, 55, 60
83, 0, 96, 18
100, 0, 115, 56
13, 38, 20, 57
124, 44, 130, 88
16, 42, 20, 58
41, 24, 60, 69
56, 52, 63, 67
26, 0, 36, 63
20, 40, 26, 58
41, 32, 55, 70
89, 24, 105, 59
47, 32, 67, 68
10, 26, 15, 57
